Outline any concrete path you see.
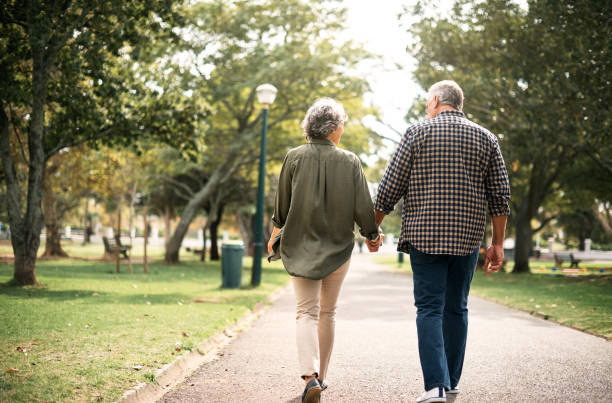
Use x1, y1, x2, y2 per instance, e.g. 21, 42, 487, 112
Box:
161, 253, 612, 402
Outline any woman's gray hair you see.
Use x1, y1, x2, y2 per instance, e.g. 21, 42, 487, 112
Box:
427, 80, 464, 111
301, 98, 348, 140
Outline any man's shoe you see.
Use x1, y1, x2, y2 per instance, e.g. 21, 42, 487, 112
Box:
318, 380, 328, 391
416, 386, 446, 403
301, 378, 322, 403
447, 387, 459, 394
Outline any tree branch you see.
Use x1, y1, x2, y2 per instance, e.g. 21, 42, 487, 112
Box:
160, 175, 196, 201
0, 100, 24, 224
7, 103, 29, 164
533, 215, 556, 233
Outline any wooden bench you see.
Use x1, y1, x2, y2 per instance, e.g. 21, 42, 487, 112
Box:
103, 236, 131, 259
553, 252, 581, 268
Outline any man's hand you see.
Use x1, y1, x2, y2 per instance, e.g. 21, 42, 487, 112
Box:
483, 244, 504, 274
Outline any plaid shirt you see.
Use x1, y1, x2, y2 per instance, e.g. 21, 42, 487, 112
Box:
375, 110, 510, 255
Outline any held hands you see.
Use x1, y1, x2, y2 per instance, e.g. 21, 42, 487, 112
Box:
483, 244, 504, 274
365, 228, 385, 252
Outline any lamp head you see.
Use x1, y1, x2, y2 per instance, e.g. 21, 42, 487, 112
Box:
256, 83, 277, 108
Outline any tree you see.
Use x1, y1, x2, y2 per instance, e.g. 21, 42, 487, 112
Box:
0, 1, 188, 284
157, 0, 379, 263
405, 0, 611, 272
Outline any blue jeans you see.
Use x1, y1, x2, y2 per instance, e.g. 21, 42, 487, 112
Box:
409, 245, 479, 391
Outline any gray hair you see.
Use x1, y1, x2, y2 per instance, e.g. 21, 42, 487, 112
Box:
301, 98, 348, 140
427, 80, 464, 111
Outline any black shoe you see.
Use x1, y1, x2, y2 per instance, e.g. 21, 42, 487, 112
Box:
301, 378, 322, 403
318, 380, 328, 391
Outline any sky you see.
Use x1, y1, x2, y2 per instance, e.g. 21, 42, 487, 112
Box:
342, 0, 456, 143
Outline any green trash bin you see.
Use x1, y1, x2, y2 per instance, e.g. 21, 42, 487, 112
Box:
221, 243, 244, 288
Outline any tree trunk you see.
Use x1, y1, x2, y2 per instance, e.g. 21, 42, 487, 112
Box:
164, 161, 232, 264
115, 207, 122, 245
236, 210, 254, 257
163, 206, 172, 249
209, 203, 224, 261
593, 203, 612, 238
82, 198, 91, 245
200, 226, 207, 262
513, 210, 533, 273
42, 170, 68, 257
0, 49, 48, 285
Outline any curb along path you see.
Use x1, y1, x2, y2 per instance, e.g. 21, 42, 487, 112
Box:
160, 253, 612, 402
120, 285, 291, 403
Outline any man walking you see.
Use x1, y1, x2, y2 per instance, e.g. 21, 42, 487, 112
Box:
371, 80, 510, 402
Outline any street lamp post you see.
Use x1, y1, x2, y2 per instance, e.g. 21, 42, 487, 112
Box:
251, 83, 277, 287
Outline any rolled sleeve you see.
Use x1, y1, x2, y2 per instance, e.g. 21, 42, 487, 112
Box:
271, 154, 292, 228
485, 138, 511, 216
374, 128, 415, 214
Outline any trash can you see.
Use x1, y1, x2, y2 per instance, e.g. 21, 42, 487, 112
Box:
221, 243, 244, 288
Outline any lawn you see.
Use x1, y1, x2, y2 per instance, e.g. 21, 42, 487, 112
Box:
374, 255, 612, 340
0, 243, 290, 402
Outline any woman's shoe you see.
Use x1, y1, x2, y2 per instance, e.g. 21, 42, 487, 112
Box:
318, 380, 328, 391
301, 378, 322, 403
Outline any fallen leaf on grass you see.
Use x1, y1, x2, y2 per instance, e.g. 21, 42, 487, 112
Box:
6, 368, 19, 373
193, 297, 220, 303
175, 347, 181, 352
16, 346, 27, 353
182, 332, 189, 337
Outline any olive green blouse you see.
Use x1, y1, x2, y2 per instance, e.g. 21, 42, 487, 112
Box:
271, 138, 379, 279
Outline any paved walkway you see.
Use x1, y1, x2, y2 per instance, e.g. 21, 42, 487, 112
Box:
162, 253, 612, 402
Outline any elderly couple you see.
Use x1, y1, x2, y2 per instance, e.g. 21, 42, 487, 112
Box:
267, 80, 511, 403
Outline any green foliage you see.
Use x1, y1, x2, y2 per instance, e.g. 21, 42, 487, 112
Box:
1, 0, 194, 155
160, 0, 378, 166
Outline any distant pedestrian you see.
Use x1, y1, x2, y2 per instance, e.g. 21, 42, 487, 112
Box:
357, 236, 365, 253
268, 98, 382, 403
371, 80, 510, 402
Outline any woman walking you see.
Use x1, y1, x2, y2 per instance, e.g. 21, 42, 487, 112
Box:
268, 98, 381, 403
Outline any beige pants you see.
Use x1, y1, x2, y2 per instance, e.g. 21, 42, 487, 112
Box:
291, 259, 350, 381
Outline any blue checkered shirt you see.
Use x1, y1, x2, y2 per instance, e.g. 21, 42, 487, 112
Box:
375, 110, 511, 255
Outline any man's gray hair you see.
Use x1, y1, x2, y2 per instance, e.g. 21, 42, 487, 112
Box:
301, 98, 348, 140
427, 80, 464, 111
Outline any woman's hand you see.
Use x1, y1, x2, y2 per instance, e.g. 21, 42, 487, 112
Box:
267, 237, 275, 255
268, 227, 281, 255
365, 228, 384, 252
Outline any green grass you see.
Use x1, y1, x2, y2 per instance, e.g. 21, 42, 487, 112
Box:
0, 244, 289, 402
374, 255, 612, 340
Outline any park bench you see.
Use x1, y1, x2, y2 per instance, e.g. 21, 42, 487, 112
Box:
553, 252, 581, 268
102, 236, 131, 259
185, 246, 204, 255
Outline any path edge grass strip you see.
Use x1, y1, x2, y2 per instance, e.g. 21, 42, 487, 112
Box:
474, 295, 610, 342
118, 283, 292, 403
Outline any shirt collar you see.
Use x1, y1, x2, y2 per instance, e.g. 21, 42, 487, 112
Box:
437, 110, 465, 118
308, 138, 336, 146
